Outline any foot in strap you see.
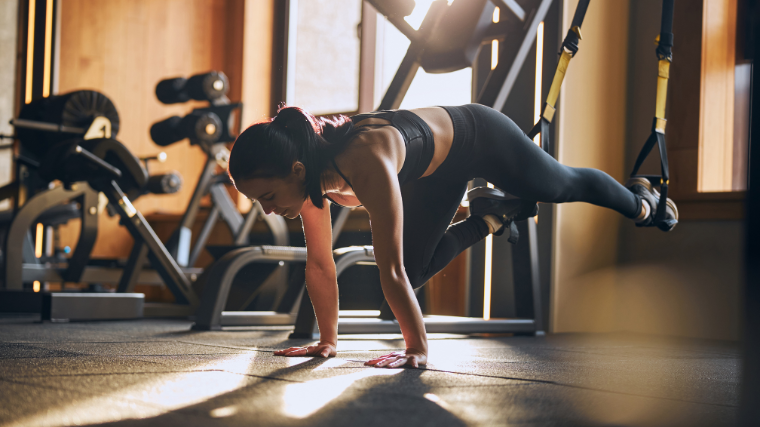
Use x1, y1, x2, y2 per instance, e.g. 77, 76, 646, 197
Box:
467, 186, 538, 242
625, 177, 678, 232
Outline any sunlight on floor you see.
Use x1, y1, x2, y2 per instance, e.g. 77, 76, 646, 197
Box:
425, 340, 492, 370
281, 368, 402, 419
209, 405, 238, 418
7, 352, 258, 427
424, 393, 453, 411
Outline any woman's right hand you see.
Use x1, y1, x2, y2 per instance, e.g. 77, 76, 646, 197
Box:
274, 342, 337, 358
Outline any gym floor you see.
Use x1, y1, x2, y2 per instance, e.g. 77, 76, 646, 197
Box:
0, 317, 739, 427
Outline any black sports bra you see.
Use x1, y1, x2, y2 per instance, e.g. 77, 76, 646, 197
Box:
323, 109, 435, 208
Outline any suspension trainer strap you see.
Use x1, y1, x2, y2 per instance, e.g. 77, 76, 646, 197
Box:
527, 0, 591, 155
630, 0, 675, 229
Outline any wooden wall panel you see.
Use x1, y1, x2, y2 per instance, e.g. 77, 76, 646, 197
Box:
552, 0, 630, 333
57, 0, 247, 258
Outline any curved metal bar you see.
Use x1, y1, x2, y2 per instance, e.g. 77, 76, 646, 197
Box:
335, 246, 375, 276
3, 185, 85, 289
193, 245, 373, 331
288, 246, 376, 338
62, 186, 99, 282
193, 246, 307, 330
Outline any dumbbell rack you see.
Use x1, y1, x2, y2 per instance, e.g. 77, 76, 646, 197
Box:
164, 143, 289, 269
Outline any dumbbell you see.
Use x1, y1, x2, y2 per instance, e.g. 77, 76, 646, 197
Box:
146, 172, 183, 195
138, 152, 183, 195
155, 71, 229, 104
150, 111, 223, 146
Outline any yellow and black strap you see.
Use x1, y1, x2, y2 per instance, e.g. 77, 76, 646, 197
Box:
527, 0, 590, 155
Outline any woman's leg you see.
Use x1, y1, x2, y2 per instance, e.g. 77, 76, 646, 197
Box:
398, 101, 641, 291
400, 175, 489, 289
462, 104, 641, 218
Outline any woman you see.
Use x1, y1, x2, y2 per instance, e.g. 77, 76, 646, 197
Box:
227, 104, 677, 369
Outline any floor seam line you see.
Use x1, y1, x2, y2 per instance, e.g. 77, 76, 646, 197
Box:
0, 353, 245, 360
411, 366, 738, 408
0, 369, 302, 383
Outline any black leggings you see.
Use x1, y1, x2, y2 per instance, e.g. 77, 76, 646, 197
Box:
401, 104, 639, 289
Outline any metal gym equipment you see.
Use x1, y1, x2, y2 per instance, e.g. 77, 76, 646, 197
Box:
193, 245, 373, 330
149, 71, 288, 270
174, 77, 360, 331
150, 71, 298, 313
52, 136, 199, 313
0, 90, 198, 320
287, 0, 566, 338
191, 202, 354, 330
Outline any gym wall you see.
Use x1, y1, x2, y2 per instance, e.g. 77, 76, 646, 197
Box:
55, 0, 276, 258
552, 0, 743, 341
552, 0, 630, 335
0, 0, 18, 211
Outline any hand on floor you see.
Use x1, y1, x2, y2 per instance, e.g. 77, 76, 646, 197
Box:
274, 342, 336, 358
365, 349, 427, 368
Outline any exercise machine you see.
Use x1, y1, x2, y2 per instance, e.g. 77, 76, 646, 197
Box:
0, 90, 198, 320
191, 201, 355, 330
149, 71, 290, 268
150, 71, 298, 312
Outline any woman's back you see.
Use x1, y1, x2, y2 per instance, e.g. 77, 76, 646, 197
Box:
331, 107, 455, 195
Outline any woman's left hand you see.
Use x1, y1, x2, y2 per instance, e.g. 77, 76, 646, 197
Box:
365, 348, 427, 368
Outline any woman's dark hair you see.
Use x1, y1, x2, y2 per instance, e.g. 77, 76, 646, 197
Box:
228, 106, 354, 208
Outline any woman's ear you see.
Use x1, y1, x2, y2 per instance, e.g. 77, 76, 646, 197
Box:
292, 161, 306, 180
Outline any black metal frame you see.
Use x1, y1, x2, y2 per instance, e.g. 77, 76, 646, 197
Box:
2, 183, 98, 289
1, 116, 202, 316
739, 1, 759, 421
191, 207, 356, 331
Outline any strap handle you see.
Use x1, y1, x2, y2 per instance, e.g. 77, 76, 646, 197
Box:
631, 0, 675, 179
630, 0, 676, 230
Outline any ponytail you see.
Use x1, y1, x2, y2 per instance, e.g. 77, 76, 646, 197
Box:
228, 106, 354, 209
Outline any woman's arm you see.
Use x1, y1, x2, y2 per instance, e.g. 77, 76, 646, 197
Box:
274, 198, 338, 358
348, 151, 428, 368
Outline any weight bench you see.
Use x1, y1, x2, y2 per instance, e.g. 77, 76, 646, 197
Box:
192, 241, 543, 337
192, 245, 375, 330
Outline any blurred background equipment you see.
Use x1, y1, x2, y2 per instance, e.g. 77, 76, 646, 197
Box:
150, 72, 300, 324
0, 89, 196, 320
148, 71, 282, 270
155, 71, 230, 105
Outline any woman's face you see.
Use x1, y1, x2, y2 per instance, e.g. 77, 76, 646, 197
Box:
235, 165, 307, 219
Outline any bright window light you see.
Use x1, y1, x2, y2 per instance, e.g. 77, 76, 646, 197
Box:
534, 21, 544, 146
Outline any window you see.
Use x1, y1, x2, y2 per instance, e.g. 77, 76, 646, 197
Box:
666, 0, 750, 219
374, 0, 472, 109
286, 0, 363, 115
284, 0, 473, 116
697, 0, 749, 193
